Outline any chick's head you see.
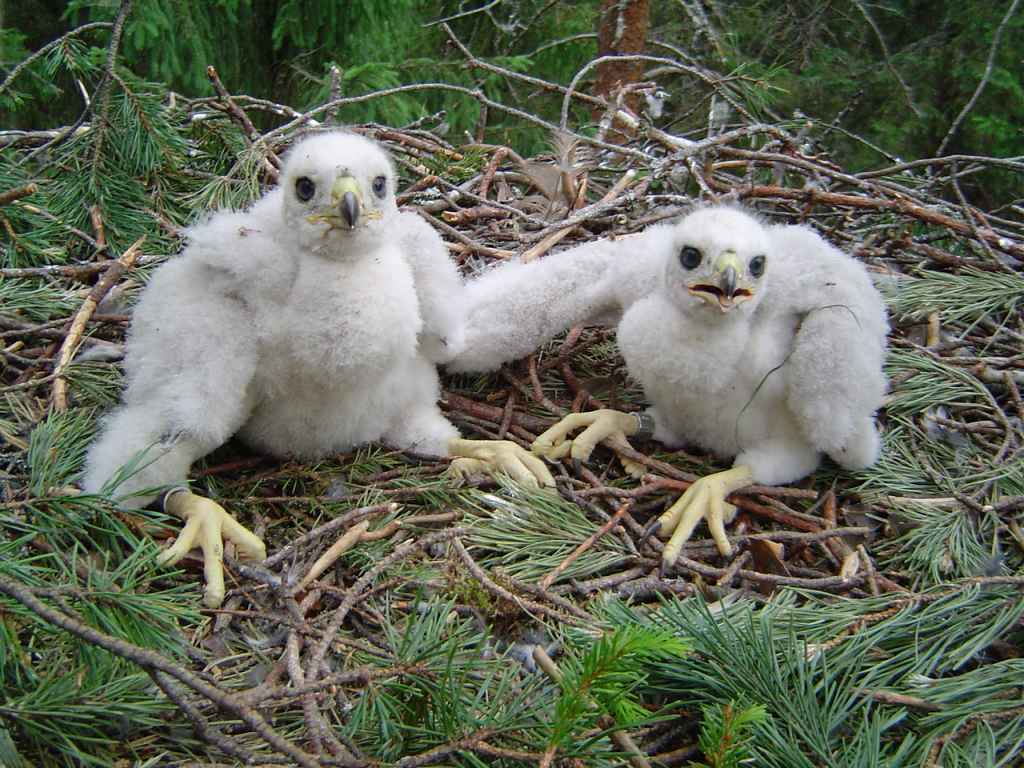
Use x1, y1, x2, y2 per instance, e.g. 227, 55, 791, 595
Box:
662, 206, 771, 320
279, 132, 398, 255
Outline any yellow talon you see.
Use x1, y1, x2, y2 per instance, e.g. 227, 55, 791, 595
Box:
532, 409, 644, 474
656, 465, 753, 565
159, 490, 266, 608
447, 438, 555, 488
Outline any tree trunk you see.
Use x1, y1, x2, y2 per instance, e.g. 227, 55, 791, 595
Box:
593, 0, 650, 143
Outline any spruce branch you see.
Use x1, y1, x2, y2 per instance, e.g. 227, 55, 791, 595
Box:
0, 572, 323, 768
0, 23, 113, 98
535, 627, 688, 767
22, 0, 133, 165
539, 500, 631, 588
691, 701, 769, 768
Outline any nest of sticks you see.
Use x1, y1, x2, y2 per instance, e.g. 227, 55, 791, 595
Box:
1, 27, 1023, 768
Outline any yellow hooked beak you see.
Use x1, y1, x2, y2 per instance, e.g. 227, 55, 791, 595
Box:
330, 175, 362, 229
687, 250, 756, 312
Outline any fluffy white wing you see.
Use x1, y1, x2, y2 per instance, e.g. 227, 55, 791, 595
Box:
395, 211, 466, 363
770, 225, 889, 468
82, 223, 272, 505
447, 224, 672, 373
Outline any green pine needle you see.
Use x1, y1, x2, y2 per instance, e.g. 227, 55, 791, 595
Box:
886, 269, 1024, 328
550, 625, 689, 750
465, 484, 633, 584
691, 701, 769, 768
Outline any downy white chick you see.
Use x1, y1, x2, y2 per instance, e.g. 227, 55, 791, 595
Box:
83, 132, 552, 607
449, 205, 888, 565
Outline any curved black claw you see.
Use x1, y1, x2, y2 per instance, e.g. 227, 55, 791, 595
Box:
642, 518, 661, 546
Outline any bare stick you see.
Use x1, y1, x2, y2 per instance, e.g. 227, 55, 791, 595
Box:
148, 670, 273, 765
0, 184, 37, 207
855, 687, 944, 712
296, 519, 370, 591
206, 65, 282, 180
425, 0, 503, 26
716, 180, 1024, 261
850, 0, 922, 118
51, 236, 144, 410
540, 502, 631, 589
305, 528, 465, 682
522, 169, 638, 259
451, 537, 585, 625
442, 22, 607, 113
672, 553, 864, 592
935, 0, 1021, 157
263, 503, 393, 567
262, 82, 653, 162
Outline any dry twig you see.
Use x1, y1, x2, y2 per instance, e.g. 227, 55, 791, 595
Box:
51, 235, 144, 411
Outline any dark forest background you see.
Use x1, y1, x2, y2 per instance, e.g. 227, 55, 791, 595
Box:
3, 1, 1022, 204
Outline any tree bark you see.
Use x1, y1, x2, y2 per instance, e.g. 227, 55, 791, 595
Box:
594, 0, 650, 142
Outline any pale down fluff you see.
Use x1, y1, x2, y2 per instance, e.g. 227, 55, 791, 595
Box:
84, 132, 466, 503
449, 205, 889, 485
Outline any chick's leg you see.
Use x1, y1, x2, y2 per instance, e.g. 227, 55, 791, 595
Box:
655, 465, 753, 564
447, 438, 555, 488
531, 409, 647, 476
85, 409, 263, 608
160, 490, 267, 608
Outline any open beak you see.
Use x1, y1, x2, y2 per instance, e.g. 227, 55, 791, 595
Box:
687, 251, 755, 312
331, 175, 362, 229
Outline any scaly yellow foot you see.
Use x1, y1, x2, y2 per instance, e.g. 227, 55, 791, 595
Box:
447, 438, 556, 488
655, 465, 753, 564
158, 490, 267, 608
531, 409, 646, 477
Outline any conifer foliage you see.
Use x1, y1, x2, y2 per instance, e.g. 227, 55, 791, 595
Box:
2, 2, 1023, 766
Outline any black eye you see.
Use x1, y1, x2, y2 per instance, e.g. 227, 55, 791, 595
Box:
679, 246, 703, 269
749, 255, 766, 278
295, 176, 316, 202
372, 175, 387, 199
